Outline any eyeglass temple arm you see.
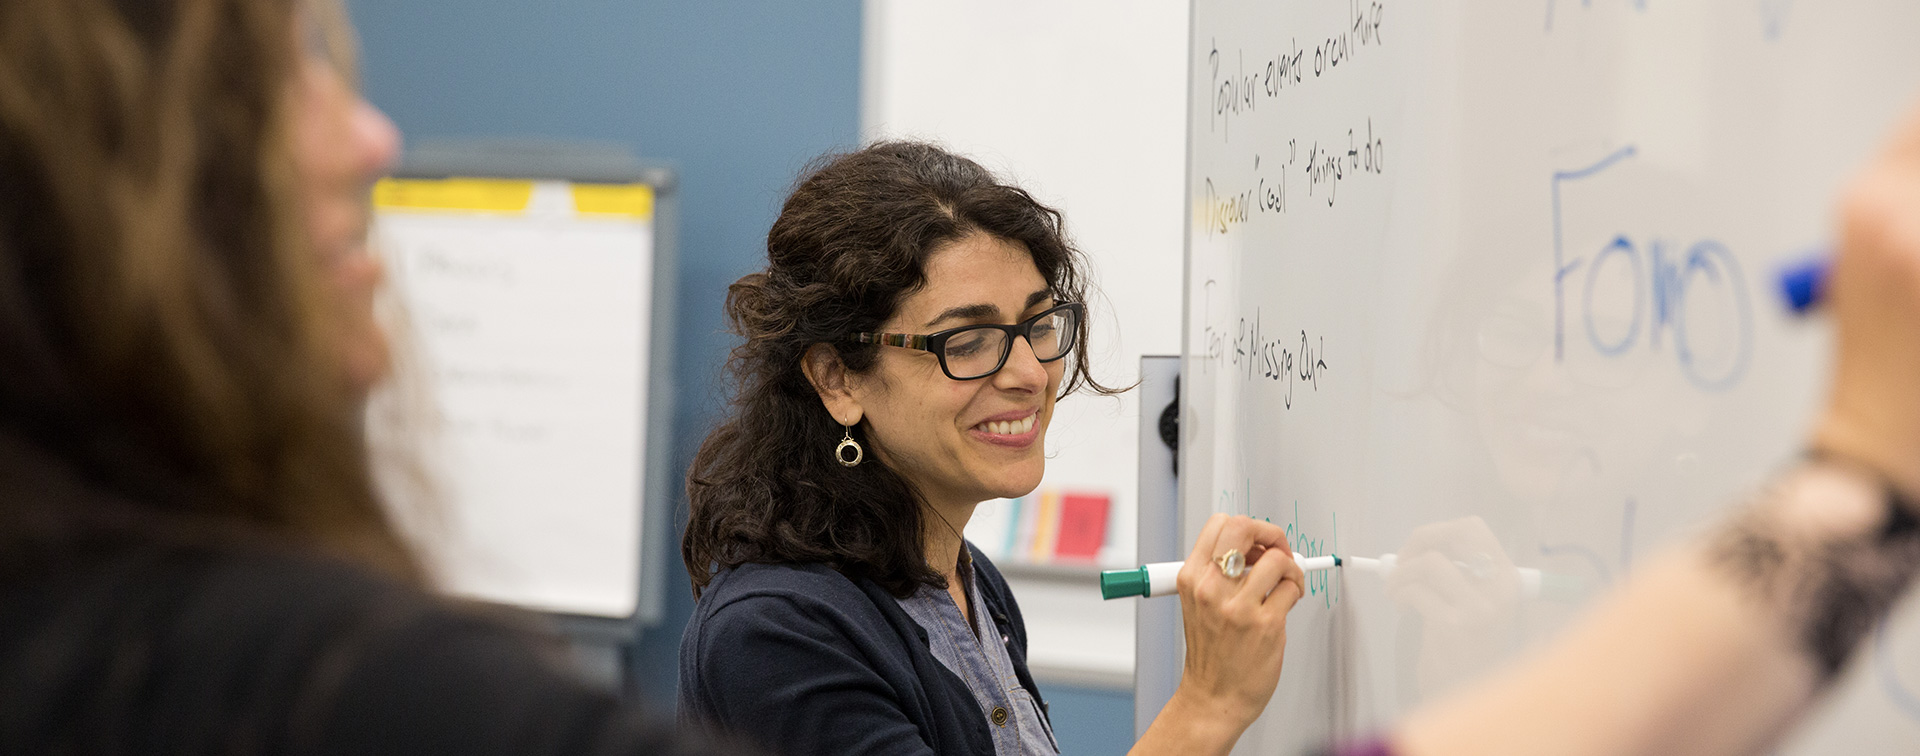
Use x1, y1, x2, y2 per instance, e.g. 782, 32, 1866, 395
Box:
851, 332, 931, 350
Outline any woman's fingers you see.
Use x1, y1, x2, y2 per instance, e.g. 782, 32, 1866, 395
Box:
1241, 543, 1304, 612
1179, 513, 1231, 597
1197, 516, 1258, 601
1235, 542, 1288, 601
1185, 515, 1304, 610
1182, 515, 1296, 602
1211, 516, 1292, 574
1172, 515, 1301, 731
1212, 516, 1259, 568
1224, 515, 1293, 553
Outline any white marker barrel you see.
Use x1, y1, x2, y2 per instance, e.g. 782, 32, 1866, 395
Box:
1101, 553, 1340, 599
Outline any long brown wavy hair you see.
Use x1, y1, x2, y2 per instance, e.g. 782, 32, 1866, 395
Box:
0, 0, 420, 579
683, 141, 1119, 598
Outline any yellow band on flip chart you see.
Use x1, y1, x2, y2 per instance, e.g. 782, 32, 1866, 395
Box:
571, 183, 655, 220
373, 178, 535, 214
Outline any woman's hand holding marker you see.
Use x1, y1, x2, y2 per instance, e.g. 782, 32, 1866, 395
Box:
1818, 102, 1920, 501
1178, 514, 1305, 724
1129, 514, 1304, 756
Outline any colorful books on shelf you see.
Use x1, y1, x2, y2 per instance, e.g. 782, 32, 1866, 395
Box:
964, 489, 1111, 566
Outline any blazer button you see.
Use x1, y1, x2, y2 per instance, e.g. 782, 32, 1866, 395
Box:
990, 706, 1009, 727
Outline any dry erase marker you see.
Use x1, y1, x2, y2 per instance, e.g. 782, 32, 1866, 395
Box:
1099, 554, 1340, 600
1778, 253, 1830, 314
1103, 554, 1586, 601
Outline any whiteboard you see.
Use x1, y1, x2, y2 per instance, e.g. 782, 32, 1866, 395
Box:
1180, 1, 1920, 752
373, 173, 662, 621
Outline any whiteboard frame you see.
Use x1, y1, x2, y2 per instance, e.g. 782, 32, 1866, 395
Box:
1134, 355, 1183, 737
390, 142, 678, 643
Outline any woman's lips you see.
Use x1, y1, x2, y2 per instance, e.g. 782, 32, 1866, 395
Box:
970, 412, 1040, 448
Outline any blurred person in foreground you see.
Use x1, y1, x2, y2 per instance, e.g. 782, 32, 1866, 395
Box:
0, 1, 738, 753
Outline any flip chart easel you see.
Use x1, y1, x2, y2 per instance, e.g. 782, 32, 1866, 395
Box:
373, 142, 677, 641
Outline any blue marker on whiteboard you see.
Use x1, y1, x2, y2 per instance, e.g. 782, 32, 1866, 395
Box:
1778, 252, 1831, 314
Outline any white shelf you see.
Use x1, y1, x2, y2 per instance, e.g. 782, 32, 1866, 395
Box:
1004, 574, 1135, 691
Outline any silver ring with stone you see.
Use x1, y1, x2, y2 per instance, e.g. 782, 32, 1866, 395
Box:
1214, 548, 1246, 579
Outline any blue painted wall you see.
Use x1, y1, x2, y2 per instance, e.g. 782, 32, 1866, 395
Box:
347, 4, 1135, 749
347, 0, 862, 704
1047, 685, 1136, 756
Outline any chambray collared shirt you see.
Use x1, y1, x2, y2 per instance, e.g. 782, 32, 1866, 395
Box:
895, 552, 1058, 755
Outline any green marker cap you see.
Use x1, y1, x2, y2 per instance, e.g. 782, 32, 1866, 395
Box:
1100, 567, 1149, 600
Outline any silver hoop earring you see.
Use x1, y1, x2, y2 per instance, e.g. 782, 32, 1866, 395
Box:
835, 425, 864, 467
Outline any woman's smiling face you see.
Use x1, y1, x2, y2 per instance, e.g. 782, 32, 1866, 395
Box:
289, 54, 401, 394
844, 232, 1065, 509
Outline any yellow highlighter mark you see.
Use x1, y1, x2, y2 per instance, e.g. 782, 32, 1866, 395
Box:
373, 178, 534, 214
572, 183, 654, 220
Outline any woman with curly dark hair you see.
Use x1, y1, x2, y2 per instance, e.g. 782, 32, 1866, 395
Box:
680, 141, 1307, 756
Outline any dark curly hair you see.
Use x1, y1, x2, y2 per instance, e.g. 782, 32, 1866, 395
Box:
682, 141, 1118, 598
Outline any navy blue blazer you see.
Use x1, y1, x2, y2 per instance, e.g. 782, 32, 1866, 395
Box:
678, 545, 1050, 756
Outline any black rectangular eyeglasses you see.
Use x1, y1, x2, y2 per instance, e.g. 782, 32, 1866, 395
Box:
849, 302, 1083, 380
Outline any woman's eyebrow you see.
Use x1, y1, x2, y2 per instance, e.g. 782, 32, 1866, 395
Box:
924, 290, 1054, 328
925, 303, 1000, 328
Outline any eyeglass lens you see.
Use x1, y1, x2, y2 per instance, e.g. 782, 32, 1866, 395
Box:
942, 307, 1078, 379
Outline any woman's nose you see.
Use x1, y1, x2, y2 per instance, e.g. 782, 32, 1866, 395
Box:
353, 98, 402, 182
993, 335, 1050, 391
